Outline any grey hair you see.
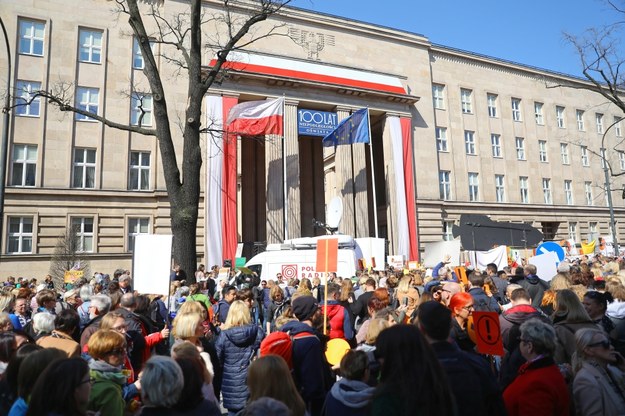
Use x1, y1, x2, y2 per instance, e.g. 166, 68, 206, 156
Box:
79, 284, 94, 302
519, 318, 557, 356
0, 294, 14, 313
573, 327, 607, 373
90, 294, 112, 315
140, 356, 184, 408
119, 275, 131, 283
33, 312, 56, 335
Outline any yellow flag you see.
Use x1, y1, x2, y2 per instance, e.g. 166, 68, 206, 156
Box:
581, 240, 596, 255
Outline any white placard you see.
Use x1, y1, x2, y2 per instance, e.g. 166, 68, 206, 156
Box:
528, 251, 559, 282
423, 240, 461, 268
132, 234, 173, 296
387, 255, 405, 269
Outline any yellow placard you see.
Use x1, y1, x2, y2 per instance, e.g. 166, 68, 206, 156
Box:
64, 270, 84, 283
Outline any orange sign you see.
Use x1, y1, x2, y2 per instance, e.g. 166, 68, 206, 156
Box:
472, 311, 504, 356
454, 266, 468, 285
316, 238, 338, 273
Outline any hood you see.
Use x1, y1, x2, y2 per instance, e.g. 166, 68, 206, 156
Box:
223, 324, 260, 347
607, 300, 625, 319
281, 320, 316, 336
324, 302, 342, 319
503, 304, 544, 325
330, 378, 375, 408
525, 274, 540, 284
89, 360, 127, 385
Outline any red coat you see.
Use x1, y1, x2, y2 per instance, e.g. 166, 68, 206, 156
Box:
503, 356, 570, 416
322, 301, 354, 341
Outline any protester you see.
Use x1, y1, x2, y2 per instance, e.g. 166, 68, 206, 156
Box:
582, 291, 615, 335
324, 350, 375, 416
87, 329, 128, 415
322, 283, 354, 342
572, 327, 625, 415
371, 324, 454, 416
503, 318, 570, 416
552, 289, 599, 364
139, 356, 184, 415
171, 340, 217, 405
448, 292, 476, 352
24, 358, 90, 416
215, 300, 264, 415
36, 309, 80, 357
174, 357, 221, 415
246, 355, 306, 416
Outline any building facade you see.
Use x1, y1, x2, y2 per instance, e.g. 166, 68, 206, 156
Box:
0, 0, 623, 277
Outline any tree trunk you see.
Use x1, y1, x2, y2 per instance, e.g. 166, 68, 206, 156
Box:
171, 199, 199, 284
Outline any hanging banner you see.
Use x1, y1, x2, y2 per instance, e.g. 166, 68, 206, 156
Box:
298, 109, 337, 137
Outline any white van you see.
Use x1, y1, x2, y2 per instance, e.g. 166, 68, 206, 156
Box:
245, 235, 360, 283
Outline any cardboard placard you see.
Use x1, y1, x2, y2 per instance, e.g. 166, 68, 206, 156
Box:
64, 270, 84, 284
133, 234, 172, 296
472, 311, 504, 356
316, 238, 338, 273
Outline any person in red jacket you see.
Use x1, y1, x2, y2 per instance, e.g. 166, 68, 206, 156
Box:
503, 318, 570, 416
322, 283, 354, 342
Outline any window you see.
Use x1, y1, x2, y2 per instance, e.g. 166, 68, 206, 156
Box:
619, 151, 625, 171
71, 217, 94, 253
436, 127, 448, 152
576, 110, 585, 131
7, 217, 33, 254
443, 221, 454, 241
515, 137, 526, 160
15, 81, 41, 117
72, 148, 96, 189
495, 174, 505, 202
615, 117, 622, 137
75, 87, 99, 121
439, 171, 451, 200
468, 172, 479, 202
539, 140, 548, 162
542, 178, 552, 204
560, 143, 570, 165
581, 146, 589, 166
568, 222, 578, 241
534, 102, 544, 124
11, 144, 37, 187
18, 20, 45, 56
519, 176, 529, 203
585, 182, 593, 205
129, 151, 151, 190
556, 106, 565, 128
128, 218, 150, 252
130, 94, 153, 126
589, 222, 598, 234
460, 88, 473, 114
132, 37, 154, 69
464, 131, 476, 155
432, 84, 445, 109
512, 98, 522, 121
491, 134, 502, 158
564, 180, 573, 205
596, 113, 604, 134
78, 29, 102, 63
487, 94, 498, 118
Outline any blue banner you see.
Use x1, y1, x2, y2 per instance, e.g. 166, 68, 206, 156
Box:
297, 109, 338, 137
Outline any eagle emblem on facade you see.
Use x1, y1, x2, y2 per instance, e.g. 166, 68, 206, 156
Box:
288, 27, 335, 60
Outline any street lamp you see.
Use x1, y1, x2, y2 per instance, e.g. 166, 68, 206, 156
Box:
0, 16, 11, 260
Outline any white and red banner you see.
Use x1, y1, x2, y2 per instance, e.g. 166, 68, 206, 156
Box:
206, 95, 238, 267
389, 116, 419, 261
226, 97, 284, 136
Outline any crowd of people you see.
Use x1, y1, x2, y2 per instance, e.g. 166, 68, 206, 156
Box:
0, 255, 624, 415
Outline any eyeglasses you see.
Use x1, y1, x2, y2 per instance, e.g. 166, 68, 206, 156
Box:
462, 305, 475, 311
107, 348, 126, 356
588, 339, 611, 349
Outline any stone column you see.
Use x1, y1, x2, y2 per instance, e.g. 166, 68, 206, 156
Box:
284, 99, 301, 240
334, 107, 355, 236
265, 123, 284, 244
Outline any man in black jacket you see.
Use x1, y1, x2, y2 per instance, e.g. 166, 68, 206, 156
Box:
417, 301, 506, 416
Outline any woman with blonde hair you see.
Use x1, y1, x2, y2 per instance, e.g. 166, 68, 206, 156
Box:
246, 355, 305, 416
215, 300, 264, 415
552, 289, 599, 364
395, 275, 419, 319
572, 327, 625, 415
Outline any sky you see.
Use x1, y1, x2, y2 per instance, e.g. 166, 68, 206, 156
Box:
289, 0, 620, 77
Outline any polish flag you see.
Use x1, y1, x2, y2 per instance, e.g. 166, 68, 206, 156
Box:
226, 97, 284, 136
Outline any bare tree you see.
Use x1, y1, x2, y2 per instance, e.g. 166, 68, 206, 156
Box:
6, 0, 291, 282
49, 227, 91, 291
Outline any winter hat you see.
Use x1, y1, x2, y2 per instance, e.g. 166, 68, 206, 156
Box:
292, 295, 318, 321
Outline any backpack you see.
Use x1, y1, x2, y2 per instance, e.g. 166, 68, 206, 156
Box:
259, 330, 317, 370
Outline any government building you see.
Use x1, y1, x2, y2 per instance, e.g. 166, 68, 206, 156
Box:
0, 0, 623, 277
